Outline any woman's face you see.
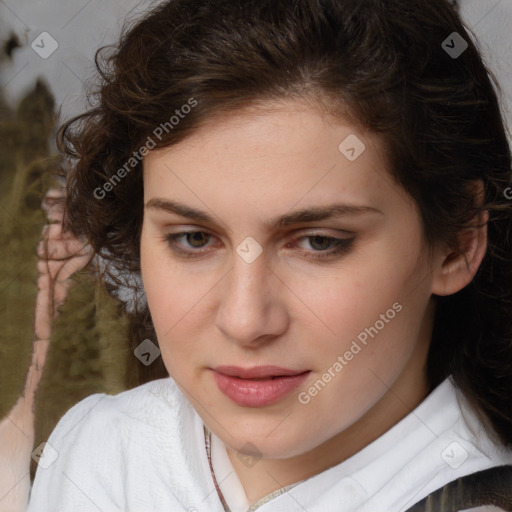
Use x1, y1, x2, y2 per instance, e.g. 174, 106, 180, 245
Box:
140, 99, 441, 460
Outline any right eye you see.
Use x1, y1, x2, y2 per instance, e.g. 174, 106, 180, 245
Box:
164, 231, 218, 258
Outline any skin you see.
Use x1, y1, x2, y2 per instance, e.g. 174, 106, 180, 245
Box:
140, 98, 487, 504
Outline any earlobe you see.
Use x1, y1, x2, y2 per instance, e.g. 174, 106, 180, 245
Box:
432, 182, 489, 297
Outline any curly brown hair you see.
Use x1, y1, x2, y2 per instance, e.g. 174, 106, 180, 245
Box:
58, 0, 512, 446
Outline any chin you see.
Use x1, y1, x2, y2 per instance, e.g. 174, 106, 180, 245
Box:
222, 421, 319, 459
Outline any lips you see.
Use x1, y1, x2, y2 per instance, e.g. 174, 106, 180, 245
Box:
212, 365, 310, 407
214, 365, 307, 379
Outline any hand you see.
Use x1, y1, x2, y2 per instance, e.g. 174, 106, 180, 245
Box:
25, 187, 93, 400
33, 187, 93, 343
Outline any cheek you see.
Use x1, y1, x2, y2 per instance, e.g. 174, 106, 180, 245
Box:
295, 263, 407, 348
140, 234, 180, 345
140, 239, 212, 375
140, 230, 189, 327
143, 271, 200, 347
296, 248, 429, 388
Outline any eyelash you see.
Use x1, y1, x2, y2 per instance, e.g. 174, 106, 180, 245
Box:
163, 231, 354, 260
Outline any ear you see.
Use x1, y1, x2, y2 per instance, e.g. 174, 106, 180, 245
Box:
431, 180, 488, 296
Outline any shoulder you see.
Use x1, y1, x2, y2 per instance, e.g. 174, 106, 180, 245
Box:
39, 377, 192, 461
47, 376, 195, 454
27, 377, 196, 512
44, 376, 196, 460
396, 377, 512, 508
451, 378, 512, 466
50, 376, 189, 437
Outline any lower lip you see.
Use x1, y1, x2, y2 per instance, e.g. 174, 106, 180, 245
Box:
213, 371, 310, 407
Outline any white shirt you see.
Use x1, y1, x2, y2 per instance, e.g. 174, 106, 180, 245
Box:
27, 375, 512, 512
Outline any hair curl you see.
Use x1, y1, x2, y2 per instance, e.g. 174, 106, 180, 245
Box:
58, 0, 512, 445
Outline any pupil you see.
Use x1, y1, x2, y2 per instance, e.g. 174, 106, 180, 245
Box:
189, 232, 208, 247
310, 236, 330, 250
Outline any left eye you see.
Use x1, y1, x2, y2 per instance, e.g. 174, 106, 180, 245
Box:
164, 231, 354, 260
286, 234, 354, 259
292, 234, 344, 251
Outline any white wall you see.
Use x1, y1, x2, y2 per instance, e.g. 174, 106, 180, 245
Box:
462, 0, 512, 130
0, 0, 156, 118
1, 0, 511, 129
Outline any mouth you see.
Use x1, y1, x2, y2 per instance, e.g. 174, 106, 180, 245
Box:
211, 365, 311, 407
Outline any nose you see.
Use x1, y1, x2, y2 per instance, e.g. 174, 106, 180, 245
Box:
214, 248, 289, 348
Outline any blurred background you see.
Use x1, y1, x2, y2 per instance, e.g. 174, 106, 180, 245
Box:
0, 0, 169, 484
0, 0, 511, 483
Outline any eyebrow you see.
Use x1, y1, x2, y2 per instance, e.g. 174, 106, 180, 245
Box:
145, 198, 383, 231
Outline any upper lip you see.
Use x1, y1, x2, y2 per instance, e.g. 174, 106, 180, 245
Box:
212, 365, 309, 379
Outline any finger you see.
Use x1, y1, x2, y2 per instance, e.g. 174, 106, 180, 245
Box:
40, 221, 90, 249
37, 237, 91, 261
42, 187, 65, 222
40, 222, 61, 242
37, 258, 71, 282
40, 222, 77, 242
37, 252, 93, 292
43, 254, 94, 315
56, 253, 93, 282
38, 222, 92, 255
51, 278, 73, 312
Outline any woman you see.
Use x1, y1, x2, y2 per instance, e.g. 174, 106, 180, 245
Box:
26, 0, 512, 510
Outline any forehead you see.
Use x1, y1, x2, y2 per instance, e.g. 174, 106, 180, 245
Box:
142, 100, 410, 225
